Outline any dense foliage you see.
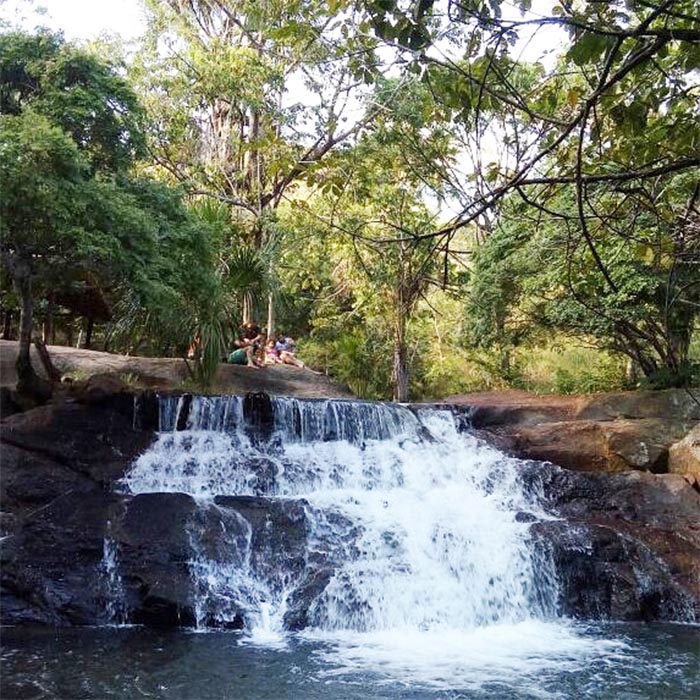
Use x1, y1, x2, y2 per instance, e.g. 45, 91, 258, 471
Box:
1, 0, 698, 399
0, 31, 222, 390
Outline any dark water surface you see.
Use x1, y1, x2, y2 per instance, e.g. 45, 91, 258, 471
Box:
1, 623, 698, 700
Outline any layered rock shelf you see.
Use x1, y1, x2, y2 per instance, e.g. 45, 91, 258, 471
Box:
1, 385, 698, 628
445, 388, 700, 486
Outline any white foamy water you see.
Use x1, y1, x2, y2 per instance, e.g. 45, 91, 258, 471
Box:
304, 620, 632, 694
119, 395, 628, 686
101, 536, 127, 626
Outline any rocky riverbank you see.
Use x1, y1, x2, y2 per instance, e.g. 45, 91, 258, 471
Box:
445, 388, 700, 487
0, 339, 353, 400
1, 383, 698, 628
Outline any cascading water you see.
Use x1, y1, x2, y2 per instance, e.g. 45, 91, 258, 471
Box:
101, 534, 127, 626
4, 393, 695, 699
122, 396, 557, 630
116, 394, 631, 687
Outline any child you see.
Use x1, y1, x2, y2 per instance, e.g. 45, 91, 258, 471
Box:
264, 339, 280, 365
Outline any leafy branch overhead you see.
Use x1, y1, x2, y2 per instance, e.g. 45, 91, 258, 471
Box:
362, 0, 699, 239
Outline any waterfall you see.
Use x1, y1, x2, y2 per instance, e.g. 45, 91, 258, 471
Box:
122, 395, 559, 636
155, 394, 425, 442
101, 534, 127, 626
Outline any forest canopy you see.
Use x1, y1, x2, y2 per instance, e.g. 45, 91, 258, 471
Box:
1, 0, 698, 400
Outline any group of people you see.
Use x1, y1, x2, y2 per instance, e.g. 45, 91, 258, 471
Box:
226, 321, 306, 370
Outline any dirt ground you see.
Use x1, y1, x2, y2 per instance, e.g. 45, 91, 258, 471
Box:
0, 340, 353, 399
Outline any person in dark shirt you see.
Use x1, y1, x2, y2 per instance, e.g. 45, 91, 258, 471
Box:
228, 321, 263, 368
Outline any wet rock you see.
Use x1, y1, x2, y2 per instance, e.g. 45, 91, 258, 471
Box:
1, 490, 119, 625
1, 395, 153, 485
214, 495, 310, 589
112, 493, 222, 627
244, 458, 279, 494
133, 391, 160, 431
0, 386, 22, 419
532, 520, 696, 621
283, 567, 335, 630
176, 393, 193, 430
1, 485, 330, 629
523, 463, 700, 621
2, 389, 699, 630
243, 392, 275, 441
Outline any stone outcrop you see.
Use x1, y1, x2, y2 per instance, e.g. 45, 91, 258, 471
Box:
0, 339, 353, 399
669, 424, 700, 487
524, 465, 700, 621
449, 388, 700, 474
2, 389, 699, 628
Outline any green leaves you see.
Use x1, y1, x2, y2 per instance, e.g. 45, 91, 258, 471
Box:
0, 31, 145, 172
0, 111, 87, 252
0, 30, 229, 375
567, 32, 617, 66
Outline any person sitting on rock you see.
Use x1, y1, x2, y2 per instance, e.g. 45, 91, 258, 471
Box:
264, 339, 281, 366
241, 321, 263, 351
274, 333, 305, 368
228, 321, 264, 368
227, 345, 258, 368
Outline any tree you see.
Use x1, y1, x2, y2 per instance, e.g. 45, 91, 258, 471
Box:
0, 31, 219, 395
0, 112, 83, 396
133, 0, 385, 333
359, 0, 699, 384
0, 30, 144, 169
363, 0, 699, 221
282, 78, 453, 400
468, 177, 700, 386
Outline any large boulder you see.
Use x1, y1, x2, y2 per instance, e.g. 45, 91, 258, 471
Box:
458, 388, 700, 474
668, 423, 700, 488
1, 391, 153, 485
1, 482, 329, 628
0, 388, 156, 625
1, 490, 120, 625
525, 465, 700, 621
575, 389, 700, 422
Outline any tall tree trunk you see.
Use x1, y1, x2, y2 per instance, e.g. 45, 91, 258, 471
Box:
392, 308, 409, 403
12, 258, 51, 401
242, 293, 252, 325
43, 295, 54, 345
33, 337, 62, 383
249, 107, 263, 247
14, 259, 35, 384
2, 309, 13, 340
266, 292, 275, 340
85, 317, 94, 349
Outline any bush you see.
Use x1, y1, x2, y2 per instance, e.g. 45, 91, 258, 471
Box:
512, 344, 627, 394
298, 330, 393, 399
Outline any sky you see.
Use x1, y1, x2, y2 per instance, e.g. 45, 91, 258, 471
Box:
0, 0, 148, 41
2, 0, 565, 62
